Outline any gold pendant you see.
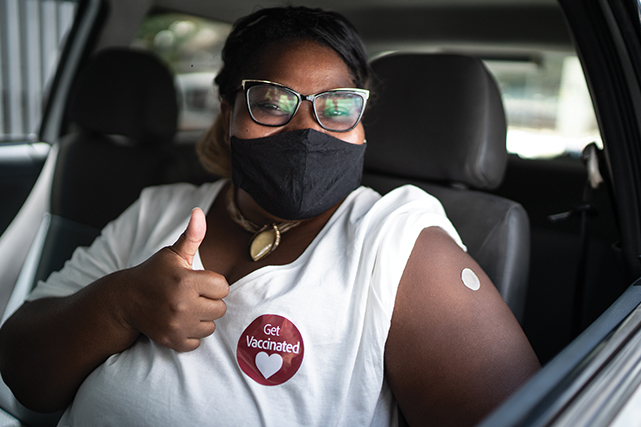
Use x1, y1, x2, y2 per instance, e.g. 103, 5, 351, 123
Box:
249, 224, 281, 261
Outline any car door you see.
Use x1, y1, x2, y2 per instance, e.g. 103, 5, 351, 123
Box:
480, 0, 641, 425
0, 0, 103, 424
0, 0, 78, 236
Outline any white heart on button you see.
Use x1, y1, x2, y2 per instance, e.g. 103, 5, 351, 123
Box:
255, 352, 283, 379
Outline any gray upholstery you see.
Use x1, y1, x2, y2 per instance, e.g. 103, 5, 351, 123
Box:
53, 48, 179, 231
0, 48, 189, 426
365, 53, 508, 190
0, 47, 215, 426
69, 48, 178, 145
40, 48, 187, 284
363, 53, 530, 321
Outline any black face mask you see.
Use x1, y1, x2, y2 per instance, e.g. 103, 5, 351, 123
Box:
231, 128, 366, 220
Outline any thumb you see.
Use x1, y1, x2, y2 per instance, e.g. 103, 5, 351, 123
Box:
171, 208, 207, 267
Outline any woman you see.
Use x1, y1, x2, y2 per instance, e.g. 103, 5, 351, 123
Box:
0, 6, 539, 426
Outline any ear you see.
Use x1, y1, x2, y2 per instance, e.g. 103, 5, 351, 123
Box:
220, 99, 232, 144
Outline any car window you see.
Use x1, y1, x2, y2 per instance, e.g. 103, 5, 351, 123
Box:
131, 12, 231, 132
485, 52, 601, 159
0, 0, 78, 143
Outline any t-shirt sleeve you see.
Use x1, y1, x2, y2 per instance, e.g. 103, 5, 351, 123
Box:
363, 185, 465, 321
26, 181, 220, 301
27, 197, 143, 301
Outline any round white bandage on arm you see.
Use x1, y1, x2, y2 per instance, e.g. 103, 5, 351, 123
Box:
461, 268, 480, 291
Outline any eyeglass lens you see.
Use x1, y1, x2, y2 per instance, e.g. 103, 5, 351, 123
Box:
247, 85, 364, 131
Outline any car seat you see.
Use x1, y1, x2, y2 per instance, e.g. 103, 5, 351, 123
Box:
0, 47, 211, 426
363, 53, 530, 322
34, 48, 183, 287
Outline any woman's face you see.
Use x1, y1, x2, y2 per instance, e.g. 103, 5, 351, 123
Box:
222, 40, 366, 145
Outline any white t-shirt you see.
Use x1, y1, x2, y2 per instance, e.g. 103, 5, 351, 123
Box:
28, 180, 464, 427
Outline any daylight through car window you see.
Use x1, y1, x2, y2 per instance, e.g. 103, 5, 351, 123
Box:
0, 0, 77, 142
132, 13, 601, 160
485, 53, 601, 159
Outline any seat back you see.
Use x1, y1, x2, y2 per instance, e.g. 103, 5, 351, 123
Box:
34, 47, 182, 285
54, 48, 179, 228
363, 53, 530, 321
0, 47, 203, 426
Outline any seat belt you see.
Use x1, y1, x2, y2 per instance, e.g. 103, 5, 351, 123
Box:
548, 143, 604, 338
572, 144, 604, 337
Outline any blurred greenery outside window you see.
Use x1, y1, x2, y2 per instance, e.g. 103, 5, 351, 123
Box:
132, 13, 231, 132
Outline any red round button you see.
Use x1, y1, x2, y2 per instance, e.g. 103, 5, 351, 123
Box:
237, 314, 305, 386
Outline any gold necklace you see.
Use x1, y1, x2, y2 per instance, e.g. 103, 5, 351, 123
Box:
226, 185, 300, 262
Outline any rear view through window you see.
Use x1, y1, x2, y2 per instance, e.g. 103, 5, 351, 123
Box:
486, 52, 600, 159
132, 13, 231, 132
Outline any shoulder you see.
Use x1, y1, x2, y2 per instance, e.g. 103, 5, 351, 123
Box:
386, 226, 539, 425
27, 180, 227, 301
133, 180, 224, 223
120, 180, 225, 255
138, 181, 224, 210
98, 180, 223, 239
355, 184, 446, 214
346, 184, 451, 223
353, 184, 465, 251
334, 185, 466, 321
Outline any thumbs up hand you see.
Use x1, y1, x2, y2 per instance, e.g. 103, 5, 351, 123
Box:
169, 207, 208, 267
118, 208, 229, 352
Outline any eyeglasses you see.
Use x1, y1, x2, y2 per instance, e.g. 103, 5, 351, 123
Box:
240, 79, 370, 132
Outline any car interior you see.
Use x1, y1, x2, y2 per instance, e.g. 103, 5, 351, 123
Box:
363, 52, 530, 321
0, 0, 632, 425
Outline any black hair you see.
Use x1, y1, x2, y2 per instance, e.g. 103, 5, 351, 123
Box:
214, 6, 371, 102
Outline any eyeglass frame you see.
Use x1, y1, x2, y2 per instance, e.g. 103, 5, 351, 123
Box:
238, 79, 370, 132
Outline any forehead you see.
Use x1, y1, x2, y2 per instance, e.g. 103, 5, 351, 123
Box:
249, 40, 355, 94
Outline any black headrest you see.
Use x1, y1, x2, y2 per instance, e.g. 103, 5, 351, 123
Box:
364, 53, 507, 190
69, 48, 178, 145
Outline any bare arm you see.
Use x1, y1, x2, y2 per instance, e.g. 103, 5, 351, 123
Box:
0, 272, 140, 412
385, 227, 540, 426
0, 209, 228, 412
